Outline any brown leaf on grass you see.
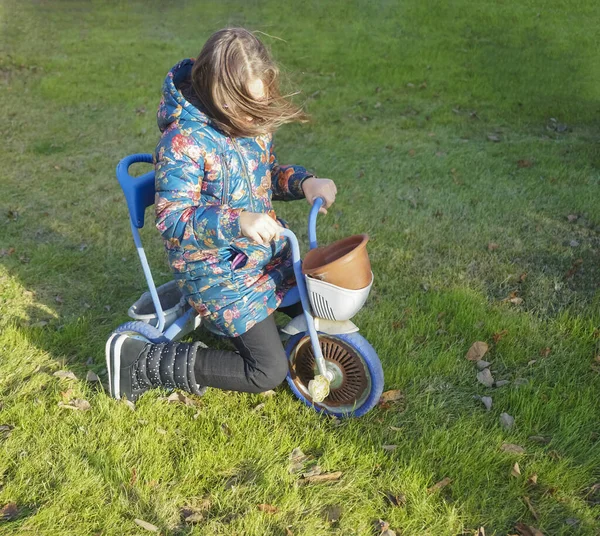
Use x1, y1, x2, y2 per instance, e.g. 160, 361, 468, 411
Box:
288, 448, 312, 474
466, 341, 489, 361
519, 272, 528, 282
493, 330, 509, 344
527, 473, 538, 486
379, 390, 404, 403
0, 502, 18, 521
539, 347, 551, 358
501, 443, 525, 455
301, 464, 322, 478
517, 159, 534, 168
564, 258, 583, 279
60, 388, 74, 401
377, 519, 397, 536
428, 477, 452, 493
0, 425, 14, 440
129, 467, 137, 486
514, 522, 545, 536
285, 527, 295, 536
252, 402, 266, 412
487, 242, 499, 251
58, 399, 90, 411
523, 496, 539, 520
0, 247, 15, 257
322, 504, 342, 523
134, 518, 159, 532
257, 503, 278, 514
509, 297, 524, 305
181, 506, 204, 524
382, 491, 406, 507
511, 463, 521, 477
528, 435, 551, 444
300, 471, 343, 485
53, 370, 77, 381
161, 391, 199, 407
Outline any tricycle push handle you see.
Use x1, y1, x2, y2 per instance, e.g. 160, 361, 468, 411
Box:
308, 197, 325, 250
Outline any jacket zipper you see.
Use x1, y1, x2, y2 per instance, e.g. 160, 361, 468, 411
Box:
231, 139, 256, 212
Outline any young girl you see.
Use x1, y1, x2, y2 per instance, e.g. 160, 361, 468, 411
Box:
106, 28, 337, 401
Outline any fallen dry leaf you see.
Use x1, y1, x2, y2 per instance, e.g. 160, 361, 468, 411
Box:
527, 473, 538, 486
476, 528, 486, 536
289, 448, 312, 474
134, 518, 159, 532
514, 522, 545, 536
0, 247, 16, 257
493, 329, 509, 343
500, 413, 515, 430
428, 477, 452, 493
0, 502, 18, 521
0, 425, 14, 439
382, 445, 397, 452
377, 520, 397, 536
528, 435, 551, 445
58, 399, 91, 411
517, 159, 534, 168
322, 504, 342, 523
252, 402, 266, 412
477, 368, 495, 387
487, 242, 499, 251
261, 390, 276, 397
181, 507, 203, 524
523, 496, 539, 520
162, 391, 199, 407
53, 370, 77, 381
382, 491, 406, 507
539, 347, 551, 358
501, 443, 525, 455
509, 297, 524, 305
511, 463, 522, 477
86, 371, 100, 383
300, 471, 343, 485
379, 390, 404, 403
257, 503, 278, 514
466, 341, 489, 361
301, 464, 322, 478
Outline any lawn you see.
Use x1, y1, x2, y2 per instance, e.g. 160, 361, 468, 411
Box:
1, 1, 599, 534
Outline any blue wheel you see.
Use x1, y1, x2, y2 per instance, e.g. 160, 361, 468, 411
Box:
285, 332, 384, 418
112, 321, 167, 344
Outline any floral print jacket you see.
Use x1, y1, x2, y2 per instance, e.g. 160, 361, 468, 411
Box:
155, 59, 313, 337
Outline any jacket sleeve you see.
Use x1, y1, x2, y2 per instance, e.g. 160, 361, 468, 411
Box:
155, 133, 242, 251
269, 143, 313, 202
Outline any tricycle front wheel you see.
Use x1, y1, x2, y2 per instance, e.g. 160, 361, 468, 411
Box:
285, 332, 384, 418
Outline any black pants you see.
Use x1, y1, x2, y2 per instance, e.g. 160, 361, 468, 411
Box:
193, 303, 303, 393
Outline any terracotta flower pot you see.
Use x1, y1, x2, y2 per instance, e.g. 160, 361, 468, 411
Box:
302, 234, 371, 290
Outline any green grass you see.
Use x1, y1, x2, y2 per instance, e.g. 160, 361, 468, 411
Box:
1, 0, 599, 534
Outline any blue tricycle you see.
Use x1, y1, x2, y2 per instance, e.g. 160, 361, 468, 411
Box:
113, 154, 384, 417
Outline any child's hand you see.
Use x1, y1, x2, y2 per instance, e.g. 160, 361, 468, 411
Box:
302, 177, 337, 214
239, 212, 283, 246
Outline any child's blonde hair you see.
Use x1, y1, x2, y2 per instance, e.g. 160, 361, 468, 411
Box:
191, 27, 308, 138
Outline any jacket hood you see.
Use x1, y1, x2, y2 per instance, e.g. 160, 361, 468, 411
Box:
157, 59, 213, 133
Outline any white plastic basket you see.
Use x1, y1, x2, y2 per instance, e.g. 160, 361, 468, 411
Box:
128, 280, 189, 329
305, 272, 373, 321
